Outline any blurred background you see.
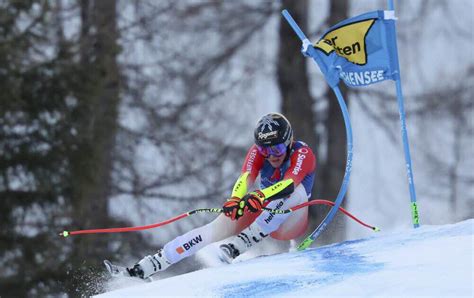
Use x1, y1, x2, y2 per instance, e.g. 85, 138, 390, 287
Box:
1, 0, 472, 296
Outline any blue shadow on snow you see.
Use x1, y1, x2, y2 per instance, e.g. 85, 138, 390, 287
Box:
217, 239, 384, 297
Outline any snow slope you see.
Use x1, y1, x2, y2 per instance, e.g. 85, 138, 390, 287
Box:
98, 219, 473, 297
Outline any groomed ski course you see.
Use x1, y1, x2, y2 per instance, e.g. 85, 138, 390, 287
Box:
98, 219, 473, 297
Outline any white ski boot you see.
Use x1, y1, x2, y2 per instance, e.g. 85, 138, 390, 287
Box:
128, 249, 171, 279
219, 224, 268, 264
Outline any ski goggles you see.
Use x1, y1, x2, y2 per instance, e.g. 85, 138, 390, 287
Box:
256, 143, 288, 157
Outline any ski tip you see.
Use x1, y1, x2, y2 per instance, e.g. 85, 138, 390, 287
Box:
103, 260, 115, 275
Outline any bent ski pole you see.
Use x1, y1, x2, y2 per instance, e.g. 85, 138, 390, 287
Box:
269, 200, 379, 231
59, 199, 378, 237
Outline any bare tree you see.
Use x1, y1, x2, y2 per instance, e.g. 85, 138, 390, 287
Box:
277, 0, 350, 244
315, 0, 350, 244
277, 0, 318, 152
112, 1, 279, 245
67, 1, 120, 293
352, 1, 474, 224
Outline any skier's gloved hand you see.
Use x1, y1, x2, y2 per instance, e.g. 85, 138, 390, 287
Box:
241, 190, 265, 213
223, 191, 265, 220
223, 197, 243, 220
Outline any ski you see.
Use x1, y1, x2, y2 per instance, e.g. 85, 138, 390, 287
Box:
104, 260, 129, 277
103, 260, 152, 282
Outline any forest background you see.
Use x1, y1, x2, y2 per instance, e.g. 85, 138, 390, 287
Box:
0, 0, 472, 296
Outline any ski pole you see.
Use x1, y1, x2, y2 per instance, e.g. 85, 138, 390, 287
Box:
269, 200, 380, 231
59, 199, 378, 237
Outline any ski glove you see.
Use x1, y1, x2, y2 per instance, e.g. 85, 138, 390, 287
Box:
223, 191, 265, 220
223, 197, 242, 220
241, 190, 265, 213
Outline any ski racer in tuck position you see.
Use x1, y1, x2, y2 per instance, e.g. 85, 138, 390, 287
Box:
125, 113, 316, 279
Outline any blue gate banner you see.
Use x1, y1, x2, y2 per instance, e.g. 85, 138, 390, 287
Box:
306, 10, 400, 88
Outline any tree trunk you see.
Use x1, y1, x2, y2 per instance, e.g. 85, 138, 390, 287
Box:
69, 0, 120, 292
316, 0, 350, 244
277, 0, 350, 245
277, 0, 321, 242
277, 0, 318, 153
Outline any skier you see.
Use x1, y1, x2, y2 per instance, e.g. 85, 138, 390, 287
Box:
125, 113, 316, 279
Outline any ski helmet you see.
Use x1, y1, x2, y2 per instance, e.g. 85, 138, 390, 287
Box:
254, 113, 293, 147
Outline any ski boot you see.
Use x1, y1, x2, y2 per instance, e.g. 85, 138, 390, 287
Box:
219, 224, 268, 263
128, 249, 171, 279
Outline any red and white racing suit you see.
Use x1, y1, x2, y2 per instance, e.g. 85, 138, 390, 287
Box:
163, 141, 316, 264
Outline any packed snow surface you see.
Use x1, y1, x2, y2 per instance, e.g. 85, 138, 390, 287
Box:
98, 219, 473, 297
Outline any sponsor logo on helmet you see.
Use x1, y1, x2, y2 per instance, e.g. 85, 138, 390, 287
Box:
258, 130, 278, 140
